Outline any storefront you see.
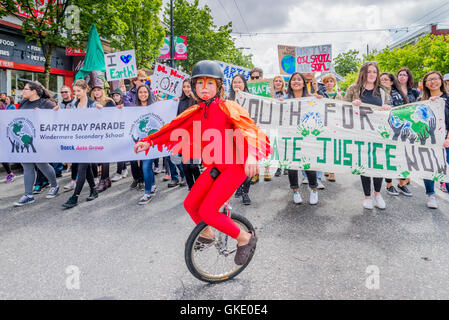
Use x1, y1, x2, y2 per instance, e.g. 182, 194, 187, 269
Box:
0, 23, 74, 103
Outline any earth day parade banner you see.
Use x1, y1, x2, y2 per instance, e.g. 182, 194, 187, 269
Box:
235, 91, 448, 182
0, 100, 178, 163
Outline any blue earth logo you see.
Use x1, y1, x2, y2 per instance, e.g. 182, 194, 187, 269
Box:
281, 55, 296, 74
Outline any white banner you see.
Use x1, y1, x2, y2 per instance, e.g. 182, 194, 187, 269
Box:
152, 63, 189, 97
236, 92, 449, 182
0, 100, 178, 163
104, 49, 138, 81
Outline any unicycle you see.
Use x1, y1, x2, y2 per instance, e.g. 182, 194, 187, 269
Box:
184, 177, 256, 283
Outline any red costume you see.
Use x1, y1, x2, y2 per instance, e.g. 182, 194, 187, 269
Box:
139, 97, 272, 238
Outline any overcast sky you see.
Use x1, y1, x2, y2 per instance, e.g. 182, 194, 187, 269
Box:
163, 0, 449, 76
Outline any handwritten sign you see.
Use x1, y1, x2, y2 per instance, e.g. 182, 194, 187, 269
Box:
152, 63, 189, 97
247, 79, 274, 98
295, 44, 332, 73
278, 45, 297, 75
105, 49, 137, 81
215, 61, 251, 94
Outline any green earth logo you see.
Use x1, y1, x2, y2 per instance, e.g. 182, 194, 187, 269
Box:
130, 113, 164, 143
281, 55, 296, 74
6, 118, 37, 153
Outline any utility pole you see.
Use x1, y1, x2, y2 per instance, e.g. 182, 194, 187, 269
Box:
170, 0, 175, 68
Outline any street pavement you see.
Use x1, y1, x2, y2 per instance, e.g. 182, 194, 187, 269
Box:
1, 166, 449, 300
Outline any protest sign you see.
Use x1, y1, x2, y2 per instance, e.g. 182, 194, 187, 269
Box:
157, 36, 188, 60
295, 44, 332, 73
104, 49, 137, 81
152, 63, 189, 97
0, 100, 178, 163
247, 79, 274, 98
235, 91, 448, 182
278, 45, 297, 75
215, 61, 251, 94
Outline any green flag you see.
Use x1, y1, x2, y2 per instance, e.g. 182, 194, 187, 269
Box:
75, 24, 105, 80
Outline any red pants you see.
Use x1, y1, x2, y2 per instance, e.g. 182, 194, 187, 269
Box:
184, 164, 247, 239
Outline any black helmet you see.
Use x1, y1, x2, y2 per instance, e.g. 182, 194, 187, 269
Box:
191, 60, 224, 80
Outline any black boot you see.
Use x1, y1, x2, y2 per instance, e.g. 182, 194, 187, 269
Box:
87, 189, 98, 201
275, 168, 282, 177
63, 195, 78, 209
242, 193, 251, 205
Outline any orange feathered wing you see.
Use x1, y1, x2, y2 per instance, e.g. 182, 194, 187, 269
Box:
139, 99, 272, 161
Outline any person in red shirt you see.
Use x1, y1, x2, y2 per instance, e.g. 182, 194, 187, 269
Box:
134, 60, 272, 265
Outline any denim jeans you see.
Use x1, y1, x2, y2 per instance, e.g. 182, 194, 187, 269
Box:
167, 156, 184, 182
423, 147, 449, 195
302, 170, 322, 182
142, 159, 155, 194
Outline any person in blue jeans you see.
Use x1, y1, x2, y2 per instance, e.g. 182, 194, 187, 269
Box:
419, 71, 449, 209
167, 155, 186, 188
139, 159, 156, 205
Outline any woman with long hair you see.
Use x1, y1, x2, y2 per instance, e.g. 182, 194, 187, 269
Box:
283, 72, 319, 205
344, 62, 392, 210
13, 81, 60, 206
397, 68, 420, 103
62, 80, 103, 209
419, 71, 449, 208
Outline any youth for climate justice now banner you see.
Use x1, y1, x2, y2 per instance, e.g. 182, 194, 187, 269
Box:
235, 92, 449, 182
0, 100, 178, 163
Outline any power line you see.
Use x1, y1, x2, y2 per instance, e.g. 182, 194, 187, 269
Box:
414, 1, 449, 24
232, 0, 250, 34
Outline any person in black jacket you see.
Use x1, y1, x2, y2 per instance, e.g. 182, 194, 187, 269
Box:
176, 78, 200, 191
397, 68, 420, 103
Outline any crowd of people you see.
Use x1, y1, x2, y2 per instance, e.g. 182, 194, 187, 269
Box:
1, 61, 449, 211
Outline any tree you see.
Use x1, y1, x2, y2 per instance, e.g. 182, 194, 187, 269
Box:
163, 0, 253, 72
107, 0, 165, 69
363, 34, 449, 83
334, 49, 361, 77
0, 1, 123, 88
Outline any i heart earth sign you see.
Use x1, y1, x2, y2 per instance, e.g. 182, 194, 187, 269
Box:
105, 49, 137, 81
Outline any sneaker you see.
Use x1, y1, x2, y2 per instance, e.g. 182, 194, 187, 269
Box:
14, 195, 35, 207
168, 180, 179, 188
440, 183, 448, 193
179, 178, 187, 187
374, 194, 386, 209
138, 193, 153, 205
6, 173, 15, 183
283, 169, 288, 175
309, 190, 318, 205
111, 173, 122, 182
121, 168, 129, 178
251, 174, 259, 184
427, 195, 438, 209
64, 180, 76, 190
96, 179, 107, 192
94, 177, 100, 186
386, 185, 399, 196
363, 198, 374, 210
275, 168, 282, 177
150, 184, 157, 194
293, 191, 303, 204
41, 181, 49, 189
46, 185, 60, 199
153, 167, 161, 175
33, 185, 42, 194
264, 172, 272, 181
86, 189, 98, 201
130, 180, 138, 189
162, 174, 171, 181
317, 180, 325, 190
242, 193, 251, 205
302, 177, 309, 184
397, 184, 412, 197
137, 182, 144, 190
62, 195, 78, 209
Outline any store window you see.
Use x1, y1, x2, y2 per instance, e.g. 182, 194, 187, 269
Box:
9, 69, 63, 102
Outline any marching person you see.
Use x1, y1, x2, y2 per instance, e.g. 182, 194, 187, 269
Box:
134, 60, 271, 265
58, 86, 74, 109
344, 62, 392, 210
62, 80, 103, 209
110, 88, 129, 182
13, 81, 60, 206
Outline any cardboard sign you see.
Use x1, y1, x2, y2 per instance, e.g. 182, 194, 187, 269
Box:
247, 79, 274, 98
278, 45, 297, 75
105, 49, 137, 81
152, 63, 189, 97
295, 44, 332, 73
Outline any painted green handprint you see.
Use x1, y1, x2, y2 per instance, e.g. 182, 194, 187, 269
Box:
351, 164, 366, 175
377, 125, 390, 139
432, 172, 445, 182
400, 171, 410, 179
278, 159, 293, 170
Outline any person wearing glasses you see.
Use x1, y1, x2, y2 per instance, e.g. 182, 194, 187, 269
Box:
249, 67, 263, 81
58, 86, 74, 109
418, 71, 449, 208
123, 70, 156, 106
